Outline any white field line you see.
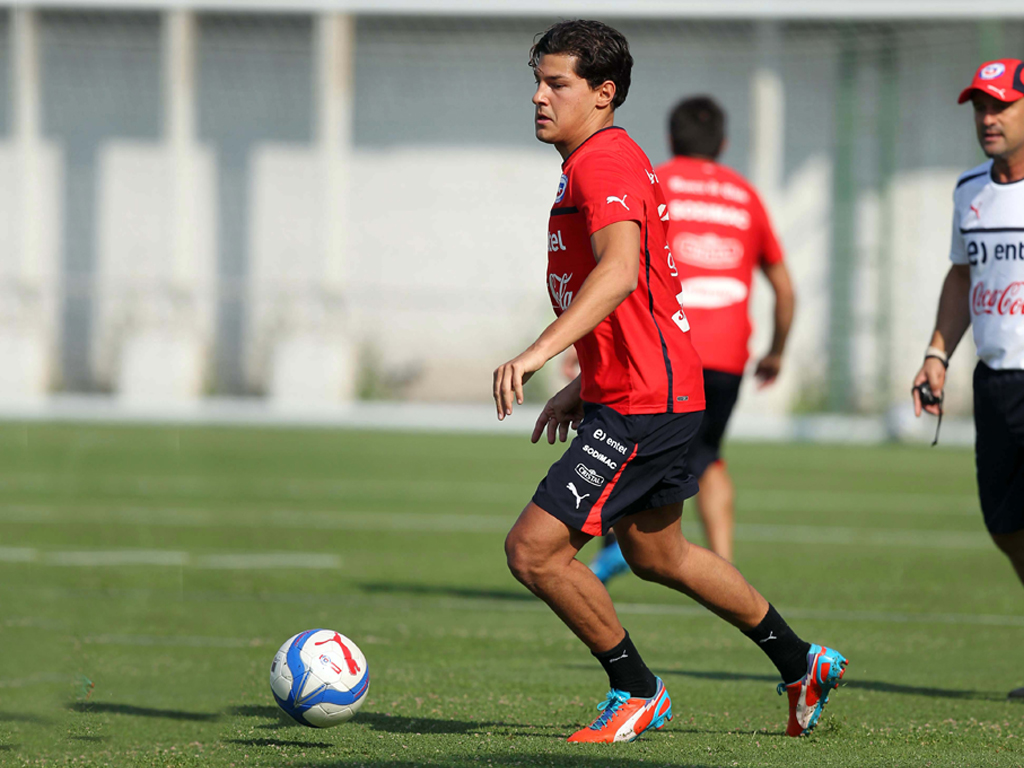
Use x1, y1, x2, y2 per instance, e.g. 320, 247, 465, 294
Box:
0, 548, 342, 569
0, 505, 992, 550
0, 672, 69, 688
0, 474, 979, 515
82, 634, 267, 648
47, 550, 189, 567
614, 602, 1024, 628
8, 584, 1022, 631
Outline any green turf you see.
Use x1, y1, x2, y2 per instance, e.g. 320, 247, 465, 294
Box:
1, 422, 1023, 767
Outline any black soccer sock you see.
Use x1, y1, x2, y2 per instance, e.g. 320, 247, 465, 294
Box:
593, 630, 658, 699
742, 604, 812, 684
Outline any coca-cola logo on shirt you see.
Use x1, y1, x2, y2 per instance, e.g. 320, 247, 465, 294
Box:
673, 233, 744, 270
972, 281, 1024, 316
549, 272, 574, 311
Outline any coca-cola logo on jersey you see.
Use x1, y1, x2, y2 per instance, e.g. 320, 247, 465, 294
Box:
673, 233, 744, 270
549, 272, 574, 311
972, 281, 1024, 316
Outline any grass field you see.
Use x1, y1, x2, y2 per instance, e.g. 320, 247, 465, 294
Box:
2, 421, 1023, 767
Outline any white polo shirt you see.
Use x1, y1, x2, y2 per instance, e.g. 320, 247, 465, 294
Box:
950, 160, 1024, 370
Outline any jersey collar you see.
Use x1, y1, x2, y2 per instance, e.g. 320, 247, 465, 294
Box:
561, 126, 626, 169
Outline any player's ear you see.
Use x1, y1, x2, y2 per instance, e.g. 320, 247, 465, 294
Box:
595, 80, 616, 109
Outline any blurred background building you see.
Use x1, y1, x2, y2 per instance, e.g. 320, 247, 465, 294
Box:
0, 0, 1022, 436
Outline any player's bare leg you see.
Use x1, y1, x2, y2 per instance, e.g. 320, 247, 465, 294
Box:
505, 502, 624, 651
694, 460, 735, 563
613, 501, 763, 628
615, 501, 847, 736
991, 530, 1024, 586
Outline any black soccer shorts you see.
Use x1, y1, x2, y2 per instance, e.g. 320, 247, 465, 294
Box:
532, 402, 703, 536
686, 368, 743, 480
973, 361, 1024, 535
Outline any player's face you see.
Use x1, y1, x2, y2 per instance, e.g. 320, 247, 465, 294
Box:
532, 53, 609, 149
972, 91, 1024, 160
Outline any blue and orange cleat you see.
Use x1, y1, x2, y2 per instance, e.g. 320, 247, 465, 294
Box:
778, 643, 848, 737
589, 540, 631, 584
567, 677, 672, 743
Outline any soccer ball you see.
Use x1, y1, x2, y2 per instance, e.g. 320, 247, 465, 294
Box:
269, 629, 370, 728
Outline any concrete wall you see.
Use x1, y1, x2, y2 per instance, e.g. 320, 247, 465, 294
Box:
0, 11, 1018, 415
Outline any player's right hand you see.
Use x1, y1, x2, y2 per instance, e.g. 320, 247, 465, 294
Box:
531, 385, 584, 445
912, 357, 946, 417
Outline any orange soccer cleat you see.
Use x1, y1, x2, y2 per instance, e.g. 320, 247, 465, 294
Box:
778, 643, 848, 737
567, 677, 672, 743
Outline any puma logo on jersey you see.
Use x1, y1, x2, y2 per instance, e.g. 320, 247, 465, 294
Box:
970, 203, 982, 220
606, 194, 629, 210
566, 482, 590, 509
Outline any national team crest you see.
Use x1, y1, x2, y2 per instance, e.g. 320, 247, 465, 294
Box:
554, 174, 568, 203
980, 62, 1006, 80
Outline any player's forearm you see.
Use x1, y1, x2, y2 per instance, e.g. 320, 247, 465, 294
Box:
761, 261, 795, 357
930, 265, 972, 356
530, 257, 636, 361
768, 283, 795, 357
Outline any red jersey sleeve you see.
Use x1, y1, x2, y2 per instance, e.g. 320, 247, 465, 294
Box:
750, 190, 784, 266
570, 150, 646, 237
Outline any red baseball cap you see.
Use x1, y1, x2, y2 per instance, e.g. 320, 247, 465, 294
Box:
958, 59, 1024, 104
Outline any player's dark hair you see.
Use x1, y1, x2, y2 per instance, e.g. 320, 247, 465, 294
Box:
529, 20, 632, 109
669, 96, 726, 158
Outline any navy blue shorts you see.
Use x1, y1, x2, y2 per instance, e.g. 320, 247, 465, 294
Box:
532, 402, 703, 536
974, 361, 1024, 535
687, 369, 742, 480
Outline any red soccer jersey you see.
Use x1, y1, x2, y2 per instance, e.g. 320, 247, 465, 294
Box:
547, 127, 705, 415
654, 156, 784, 375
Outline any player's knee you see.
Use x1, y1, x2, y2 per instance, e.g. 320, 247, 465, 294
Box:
504, 528, 543, 587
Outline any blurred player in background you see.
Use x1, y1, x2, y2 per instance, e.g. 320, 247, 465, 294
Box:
589, 95, 795, 582
494, 19, 845, 743
912, 59, 1024, 700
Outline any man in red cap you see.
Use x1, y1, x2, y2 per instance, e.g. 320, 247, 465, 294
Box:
912, 58, 1024, 700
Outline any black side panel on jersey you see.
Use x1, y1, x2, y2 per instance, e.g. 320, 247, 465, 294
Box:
642, 213, 674, 413
959, 227, 1024, 234
956, 170, 988, 188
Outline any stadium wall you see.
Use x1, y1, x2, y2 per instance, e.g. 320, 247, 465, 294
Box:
0, 8, 1021, 424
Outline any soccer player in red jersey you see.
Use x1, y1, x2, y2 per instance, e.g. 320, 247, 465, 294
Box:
590, 96, 794, 578
493, 20, 845, 743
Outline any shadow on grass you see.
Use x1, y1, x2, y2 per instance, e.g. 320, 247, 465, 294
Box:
68, 702, 221, 722
0, 712, 52, 724
0, 746, 15, 751
660, 668, 1001, 701
69, 735, 106, 742
346, 712, 508, 736
314, 757, 726, 768
225, 737, 331, 749
359, 582, 532, 602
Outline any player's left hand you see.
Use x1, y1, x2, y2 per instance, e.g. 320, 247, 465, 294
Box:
531, 382, 584, 444
754, 354, 782, 388
493, 346, 547, 421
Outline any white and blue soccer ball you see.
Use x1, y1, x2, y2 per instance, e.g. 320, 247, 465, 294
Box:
269, 629, 370, 728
